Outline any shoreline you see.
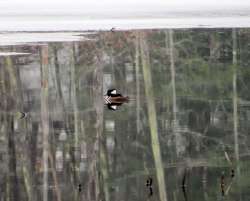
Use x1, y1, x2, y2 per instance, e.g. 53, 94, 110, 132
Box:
1, 16, 250, 32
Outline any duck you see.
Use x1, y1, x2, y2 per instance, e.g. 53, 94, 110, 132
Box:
104, 89, 129, 111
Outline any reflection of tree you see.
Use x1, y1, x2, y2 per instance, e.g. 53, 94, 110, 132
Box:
40, 45, 49, 201
232, 29, 243, 201
70, 44, 79, 150
14, 47, 36, 201
135, 31, 141, 135
48, 152, 62, 201
53, 45, 68, 128
5, 56, 20, 201
232, 29, 239, 168
140, 31, 168, 201
2, 28, 250, 201
52, 45, 76, 200
165, 30, 182, 157
95, 52, 110, 201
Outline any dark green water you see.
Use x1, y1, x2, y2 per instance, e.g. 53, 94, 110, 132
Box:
0, 29, 250, 201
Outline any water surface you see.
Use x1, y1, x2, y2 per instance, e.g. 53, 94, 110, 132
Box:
0, 29, 250, 201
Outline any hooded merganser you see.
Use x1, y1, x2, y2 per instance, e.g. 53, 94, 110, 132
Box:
104, 89, 129, 111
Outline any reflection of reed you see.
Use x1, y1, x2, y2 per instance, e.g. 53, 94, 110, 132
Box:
231, 29, 243, 201
232, 29, 240, 176
182, 169, 188, 201
221, 173, 225, 196
140, 31, 168, 201
202, 167, 208, 201
223, 151, 235, 196
146, 177, 153, 197
220, 171, 235, 197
